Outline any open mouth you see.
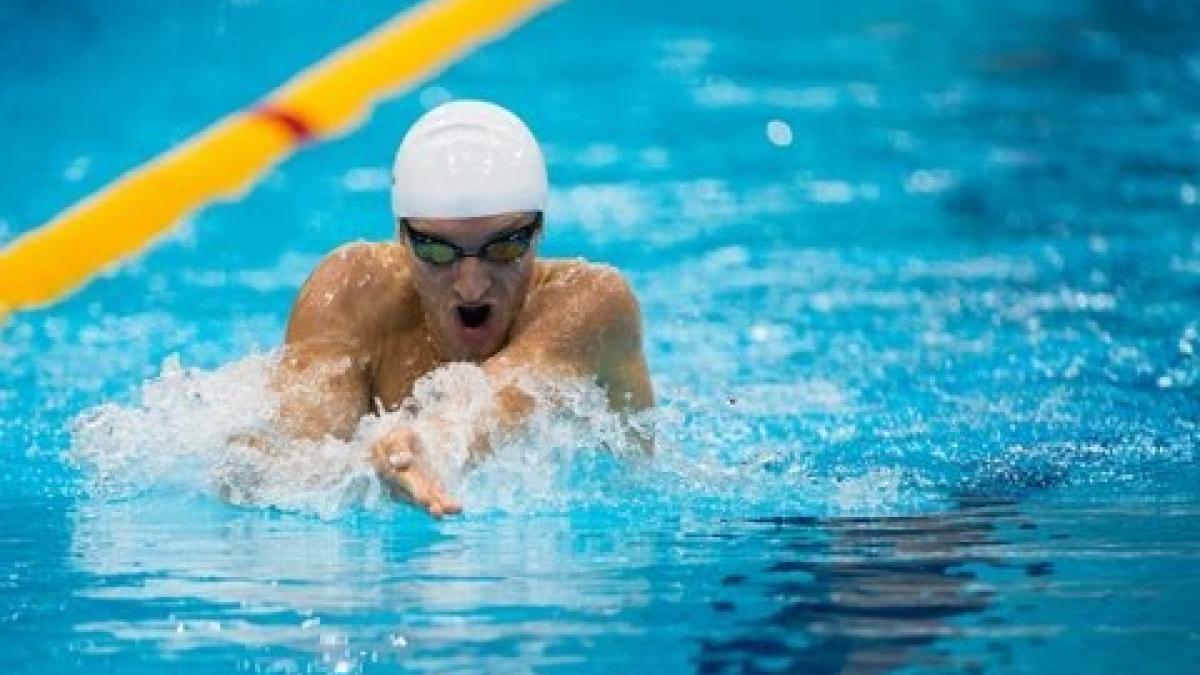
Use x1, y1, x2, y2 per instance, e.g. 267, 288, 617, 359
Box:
456, 303, 492, 329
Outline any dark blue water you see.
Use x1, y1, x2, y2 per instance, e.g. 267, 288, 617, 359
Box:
2, 0, 1198, 672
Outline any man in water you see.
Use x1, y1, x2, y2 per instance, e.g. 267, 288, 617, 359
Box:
272, 101, 654, 517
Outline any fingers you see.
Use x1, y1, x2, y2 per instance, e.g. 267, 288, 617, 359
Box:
382, 456, 460, 518
402, 434, 461, 513
401, 467, 461, 518
371, 429, 462, 518
413, 467, 459, 518
386, 448, 413, 470
370, 433, 409, 471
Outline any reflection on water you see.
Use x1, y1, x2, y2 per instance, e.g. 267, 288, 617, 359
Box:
67, 497, 1074, 673
698, 500, 1026, 674
69, 498, 662, 672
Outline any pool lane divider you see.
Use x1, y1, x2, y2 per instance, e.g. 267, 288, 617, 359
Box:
0, 0, 560, 323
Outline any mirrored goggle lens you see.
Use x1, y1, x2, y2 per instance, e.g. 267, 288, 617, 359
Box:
481, 239, 530, 263
414, 241, 458, 265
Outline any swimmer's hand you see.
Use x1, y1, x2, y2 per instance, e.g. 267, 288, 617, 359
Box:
370, 428, 462, 518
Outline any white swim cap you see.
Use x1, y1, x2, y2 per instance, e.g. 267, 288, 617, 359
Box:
391, 100, 548, 219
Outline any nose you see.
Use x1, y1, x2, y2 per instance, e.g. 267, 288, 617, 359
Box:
451, 256, 492, 302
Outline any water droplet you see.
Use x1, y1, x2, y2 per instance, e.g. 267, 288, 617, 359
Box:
905, 169, 956, 194
1181, 183, 1197, 205
804, 180, 855, 204
765, 119, 793, 147
341, 167, 390, 192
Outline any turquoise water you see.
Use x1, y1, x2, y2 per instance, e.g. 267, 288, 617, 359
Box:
3, 0, 1199, 672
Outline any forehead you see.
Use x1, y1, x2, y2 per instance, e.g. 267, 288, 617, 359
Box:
406, 211, 536, 243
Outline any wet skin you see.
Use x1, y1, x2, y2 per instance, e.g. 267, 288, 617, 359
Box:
272, 211, 654, 517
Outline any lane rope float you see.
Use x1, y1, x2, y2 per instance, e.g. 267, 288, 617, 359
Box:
0, 0, 560, 322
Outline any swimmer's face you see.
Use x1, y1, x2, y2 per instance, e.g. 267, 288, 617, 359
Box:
399, 211, 541, 361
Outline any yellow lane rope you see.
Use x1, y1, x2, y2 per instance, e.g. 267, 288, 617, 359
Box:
0, 0, 559, 322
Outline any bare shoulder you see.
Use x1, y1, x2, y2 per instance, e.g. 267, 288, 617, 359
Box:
286, 241, 413, 344
537, 257, 639, 312
536, 259, 639, 310
526, 259, 644, 352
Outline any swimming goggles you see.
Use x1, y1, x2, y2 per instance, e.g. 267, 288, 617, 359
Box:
401, 213, 542, 266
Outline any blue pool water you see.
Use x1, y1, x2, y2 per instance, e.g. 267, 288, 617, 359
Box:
2, 0, 1199, 672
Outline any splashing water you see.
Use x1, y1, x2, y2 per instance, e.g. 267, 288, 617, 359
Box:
67, 352, 972, 521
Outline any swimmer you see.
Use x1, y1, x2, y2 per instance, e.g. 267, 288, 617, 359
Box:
271, 101, 654, 517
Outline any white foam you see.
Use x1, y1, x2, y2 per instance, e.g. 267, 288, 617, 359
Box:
69, 352, 381, 519
68, 354, 659, 520
68, 352, 945, 521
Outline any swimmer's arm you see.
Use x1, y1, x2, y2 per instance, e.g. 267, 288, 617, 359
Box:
601, 332, 655, 413
593, 273, 655, 452
227, 313, 370, 452
271, 247, 376, 442
573, 266, 654, 414
272, 340, 371, 441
